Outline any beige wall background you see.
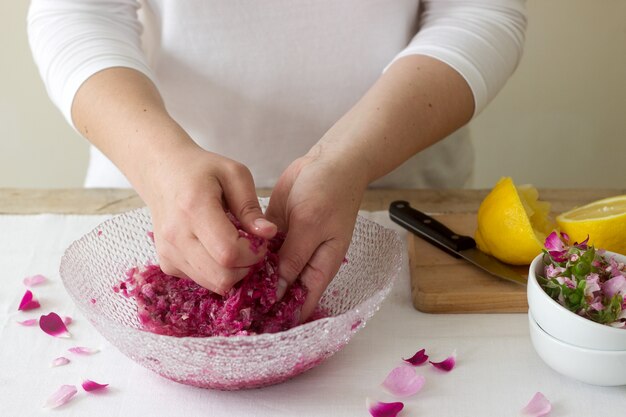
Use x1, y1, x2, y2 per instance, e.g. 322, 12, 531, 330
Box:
1, 1, 625, 189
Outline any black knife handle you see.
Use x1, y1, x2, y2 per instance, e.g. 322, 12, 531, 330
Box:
388, 200, 476, 258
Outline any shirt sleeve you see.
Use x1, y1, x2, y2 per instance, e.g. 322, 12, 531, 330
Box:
387, 0, 527, 117
27, 0, 156, 127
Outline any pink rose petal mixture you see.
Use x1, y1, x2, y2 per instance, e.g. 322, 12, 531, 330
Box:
115, 215, 323, 337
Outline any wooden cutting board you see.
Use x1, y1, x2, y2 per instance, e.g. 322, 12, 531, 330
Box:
409, 212, 529, 313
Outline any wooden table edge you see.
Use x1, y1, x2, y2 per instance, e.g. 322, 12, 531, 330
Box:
1, 188, 624, 215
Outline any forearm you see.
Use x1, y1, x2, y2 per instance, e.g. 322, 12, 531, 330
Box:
71, 67, 199, 194
313, 55, 474, 185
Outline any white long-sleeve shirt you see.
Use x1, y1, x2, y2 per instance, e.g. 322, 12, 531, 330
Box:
28, 0, 527, 188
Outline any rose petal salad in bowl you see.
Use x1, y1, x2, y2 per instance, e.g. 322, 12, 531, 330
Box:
527, 231, 626, 386
540, 232, 626, 326
528, 232, 626, 351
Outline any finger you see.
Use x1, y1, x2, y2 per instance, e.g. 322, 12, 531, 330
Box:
298, 241, 346, 321
159, 239, 248, 295
153, 231, 190, 279
183, 235, 250, 293
192, 197, 267, 268
276, 219, 322, 298
158, 255, 188, 279
220, 163, 277, 239
264, 181, 290, 232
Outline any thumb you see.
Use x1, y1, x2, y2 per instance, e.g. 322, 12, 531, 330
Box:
221, 165, 277, 239
276, 221, 321, 299
298, 242, 344, 322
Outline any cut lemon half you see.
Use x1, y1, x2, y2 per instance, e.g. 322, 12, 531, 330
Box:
475, 177, 554, 265
556, 195, 626, 255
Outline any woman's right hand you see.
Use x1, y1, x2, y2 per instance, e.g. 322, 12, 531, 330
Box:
71, 68, 276, 293
136, 143, 277, 294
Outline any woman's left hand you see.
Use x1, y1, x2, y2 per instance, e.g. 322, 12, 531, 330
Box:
265, 147, 368, 321
266, 54, 477, 320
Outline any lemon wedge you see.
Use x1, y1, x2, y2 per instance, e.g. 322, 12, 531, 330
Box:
556, 195, 626, 255
475, 177, 554, 265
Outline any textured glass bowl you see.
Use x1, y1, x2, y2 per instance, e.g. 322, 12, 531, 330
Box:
59, 207, 402, 390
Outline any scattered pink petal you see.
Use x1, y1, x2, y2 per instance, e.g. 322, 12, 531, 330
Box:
68, 346, 99, 355
521, 392, 552, 417
381, 366, 425, 397
43, 384, 77, 409
23, 274, 46, 287
429, 351, 456, 372
403, 348, 429, 366
97, 230, 103, 236
574, 235, 589, 250
548, 250, 568, 263
603, 275, 626, 298
16, 318, 39, 326
51, 357, 70, 367
39, 312, 70, 338
63, 316, 73, 326
544, 231, 565, 252
366, 398, 404, 417
556, 276, 576, 289
545, 264, 566, 278
82, 379, 109, 392
18, 290, 41, 311
147, 231, 155, 241
90, 298, 97, 304
590, 296, 605, 311
584, 273, 601, 296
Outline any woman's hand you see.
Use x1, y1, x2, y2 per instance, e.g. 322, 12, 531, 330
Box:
71, 68, 277, 294
265, 146, 368, 320
140, 144, 278, 295
265, 53, 476, 319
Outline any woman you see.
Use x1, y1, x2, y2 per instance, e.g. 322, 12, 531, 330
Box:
28, 0, 527, 320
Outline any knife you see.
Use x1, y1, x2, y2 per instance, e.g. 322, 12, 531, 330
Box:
389, 200, 527, 286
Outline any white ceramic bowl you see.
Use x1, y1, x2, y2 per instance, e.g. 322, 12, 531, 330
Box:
529, 311, 626, 386
527, 251, 626, 351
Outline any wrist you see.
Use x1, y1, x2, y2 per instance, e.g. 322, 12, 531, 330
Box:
124, 120, 203, 199
306, 138, 371, 191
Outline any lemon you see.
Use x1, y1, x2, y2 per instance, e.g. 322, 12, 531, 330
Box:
475, 177, 554, 265
556, 195, 626, 255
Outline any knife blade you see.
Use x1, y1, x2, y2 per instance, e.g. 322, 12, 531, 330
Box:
389, 200, 527, 286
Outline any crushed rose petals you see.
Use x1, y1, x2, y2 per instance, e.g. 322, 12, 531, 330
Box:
381, 366, 425, 397
51, 357, 71, 367
402, 348, 429, 366
68, 346, 99, 355
39, 312, 71, 338
18, 289, 41, 311
147, 230, 155, 241
113, 213, 324, 337
116, 262, 312, 336
82, 379, 109, 392
366, 398, 404, 417
429, 351, 456, 372
16, 318, 38, 326
23, 274, 46, 287
521, 392, 552, 417
63, 316, 73, 326
43, 384, 77, 409
90, 298, 96, 304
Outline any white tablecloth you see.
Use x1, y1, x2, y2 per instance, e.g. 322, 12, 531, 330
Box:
1, 212, 624, 417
